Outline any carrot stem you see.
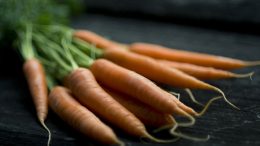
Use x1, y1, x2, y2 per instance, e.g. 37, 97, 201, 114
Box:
68, 43, 94, 68
18, 23, 34, 60
72, 37, 103, 58
61, 36, 78, 70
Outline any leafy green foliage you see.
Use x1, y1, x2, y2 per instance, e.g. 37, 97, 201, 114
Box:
0, 0, 68, 27
0, 0, 84, 42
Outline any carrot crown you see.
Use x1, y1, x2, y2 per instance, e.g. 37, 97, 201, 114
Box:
29, 24, 97, 86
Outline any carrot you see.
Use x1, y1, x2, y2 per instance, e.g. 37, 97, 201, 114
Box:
71, 40, 200, 119
73, 30, 260, 70
101, 49, 238, 109
159, 60, 254, 80
65, 67, 174, 142
153, 96, 223, 142
102, 86, 176, 128
102, 84, 217, 142
48, 86, 123, 145
66, 40, 197, 117
23, 58, 51, 146
74, 30, 127, 50
90, 59, 196, 117
19, 25, 51, 146
23, 58, 48, 124
128, 43, 260, 70
103, 85, 219, 138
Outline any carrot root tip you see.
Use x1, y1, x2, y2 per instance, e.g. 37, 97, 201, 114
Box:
152, 124, 176, 133
117, 140, 125, 146
141, 131, 180, 143
170, 129, 210, 142
176, 111, 196, 127
246, 61, 260, 67
196, 96, 222, 117
233, 72, 254, 80
169, 91, 180, 100
184, 88, 204, 107
40, 120, 51, 146
212, 87, 240, 110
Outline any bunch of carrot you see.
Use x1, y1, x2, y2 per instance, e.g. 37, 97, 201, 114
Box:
16, 24, 260, 146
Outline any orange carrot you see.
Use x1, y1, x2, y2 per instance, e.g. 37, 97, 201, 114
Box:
23, 58, 48, 125
23, 58, 51, 145
158, 60, 254, 80
48, 86, 123, 145
90, 59, 197, 118
74, 30, 260, 70
74, 30, 127, 50
128, 43, 260, 70
65, 67, 173, 142
102, 86, 176, 128
101, 49, 238, 109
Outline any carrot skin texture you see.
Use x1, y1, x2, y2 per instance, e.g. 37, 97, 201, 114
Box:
129, 43, 247, 70
90, 59, 192, 116
158, 60, 241, 80
23, 58, 48, 123
102, 49, 212, 90
74, 30, 259, 70
49, 86, 120, 145
74, 30, 126, 50
66, 68, 147, 137
103, 86, 175, 127
101, 50, 239, 109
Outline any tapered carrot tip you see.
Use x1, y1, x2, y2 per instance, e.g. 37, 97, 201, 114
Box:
246, 61, 260, 67
168, 123, 210, 141
116, 140, 125, 146
170, 129, 210, 142
233, 72, 254, 80
196, 96, 223, 117
152, 124, 176, 133
184, 88, 204, 107
173, 108, 197, 127
39, 119, 51, 146
141, 131, 179, 143
210, 86, 240, 110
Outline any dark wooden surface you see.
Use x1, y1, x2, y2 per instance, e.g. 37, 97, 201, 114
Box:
1, 14, 260, 146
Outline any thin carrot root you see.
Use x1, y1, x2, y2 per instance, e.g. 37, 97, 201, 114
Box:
40, 120, 51, 146
141, 131, 180, 143
152, 116, 176, 133
196, 96, 223, 117
152, 124, 175, 133
117, 140, 125, 146
176, 110, 196, 127
170, 129, 210, 142
246, 61, 260, 67
169, 91, 181, 100
211, 86, 240, 110
184, 88, 204, 106
233, 72, 254, 80
168, 118, 209, 141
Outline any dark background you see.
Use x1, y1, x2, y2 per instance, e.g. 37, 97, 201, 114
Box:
1, 0, 260, 146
